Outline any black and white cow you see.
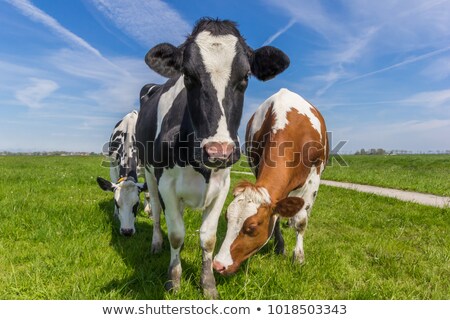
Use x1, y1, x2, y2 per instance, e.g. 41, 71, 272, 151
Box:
97, 110, 148, 237
136, 18, 290, 298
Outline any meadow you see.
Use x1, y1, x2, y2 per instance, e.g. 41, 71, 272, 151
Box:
323, 154, 450, 196
0, 155, 449, 299
232, 154, 450, 196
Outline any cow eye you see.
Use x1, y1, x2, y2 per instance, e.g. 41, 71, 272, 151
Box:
244, 223, 258, 236
236, 74, 249, 91
132, 202, 139, 216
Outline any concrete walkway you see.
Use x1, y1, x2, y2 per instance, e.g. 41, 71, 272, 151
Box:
231, 171, 450, 208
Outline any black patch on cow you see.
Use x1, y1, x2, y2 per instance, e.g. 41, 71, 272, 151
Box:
132, 202, 139, 216
158, 190, 166, 212
154, 168, 164, 182
113, 119, 123, 130
190, 18, 243, 38
251, 46, 290, 81
97, 176, 114, 192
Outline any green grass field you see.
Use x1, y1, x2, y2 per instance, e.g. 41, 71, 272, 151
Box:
233, 154, 450, 196
323, 154, 450, 196
0, 156, 449, 299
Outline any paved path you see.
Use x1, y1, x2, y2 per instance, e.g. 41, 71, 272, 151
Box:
231, 171, 450, 208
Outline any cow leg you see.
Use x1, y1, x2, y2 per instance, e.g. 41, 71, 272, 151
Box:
110, 165, 120, 219
143, 192, 151, 216
273, 217, 285, 255
138, 166, 152, 215
144, 168, 163, 253
164, 200, 185, 292
158, 172, 185, 292
200, 174, 230, 299
291, 208, 308, 264
291, 182, 319, 264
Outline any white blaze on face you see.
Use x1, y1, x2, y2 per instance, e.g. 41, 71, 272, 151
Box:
215, 186, 271, 268
195, 31, 238, 146
114, 180, 140, 233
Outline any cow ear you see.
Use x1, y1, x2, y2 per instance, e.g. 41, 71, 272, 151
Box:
273, 197, 304, 218
145, 43, 182, 78
96, 177, 115, 192
137, 182, 148, 193
251, 46, 290, 81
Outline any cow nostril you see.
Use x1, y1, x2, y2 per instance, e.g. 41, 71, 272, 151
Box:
120, 228, 134, 237
204, 142, 235, 160
213, 260, 226, 272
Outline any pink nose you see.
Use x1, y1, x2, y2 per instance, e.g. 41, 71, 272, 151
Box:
212, 260, 226, 273
204, 142, 235, 160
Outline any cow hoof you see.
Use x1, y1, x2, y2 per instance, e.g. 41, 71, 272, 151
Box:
164, 280, 180, 292
275, 247, 285, 255
151, 242, 163, 254
201, 271, 218, 299
203, 287, 219, 300
292, 250, 305, 265
275, 243, 285, 255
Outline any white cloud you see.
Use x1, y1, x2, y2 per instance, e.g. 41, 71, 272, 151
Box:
47, 49, 163, 111
402, 88, 450, 109
262, 19, 296, 46
264, 0, 450, 94
422, 56, 450, 80
15, 78, 59, 109
6, 0, 102, 57
335, 118, 450, 152
87, 0, 191, 47
2, 0, 164, 113
263, 0, 345, 40
347, 45, 450, 83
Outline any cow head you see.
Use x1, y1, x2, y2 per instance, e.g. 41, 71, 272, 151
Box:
213, 181, 304, 275
96, 176, 147, 236
145, 18, 290, 168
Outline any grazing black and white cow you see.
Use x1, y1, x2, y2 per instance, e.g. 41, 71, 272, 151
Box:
97, 110, 148, 237
136, 18, 290, 298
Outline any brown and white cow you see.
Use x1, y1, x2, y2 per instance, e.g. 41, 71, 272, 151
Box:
213, 88, 328, 275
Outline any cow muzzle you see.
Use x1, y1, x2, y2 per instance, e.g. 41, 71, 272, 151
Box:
212, 260, 226, 273
203, 141, 235, 160
212, 259, 239, 276
120, 228, 135, 237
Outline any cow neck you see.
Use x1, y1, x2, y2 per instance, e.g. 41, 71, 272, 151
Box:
255, 166, 296, 204
254, 134, 308, 204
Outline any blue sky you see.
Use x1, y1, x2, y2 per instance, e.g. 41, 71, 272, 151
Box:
1, 0, 449, 153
